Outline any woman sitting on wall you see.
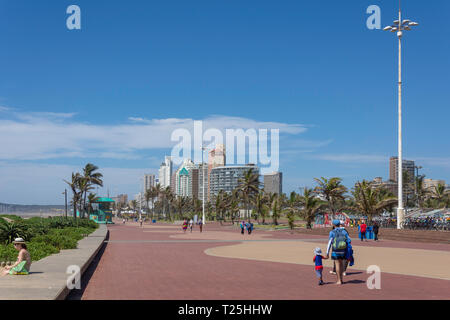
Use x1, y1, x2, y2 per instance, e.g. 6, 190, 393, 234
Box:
1, 238, 32, 276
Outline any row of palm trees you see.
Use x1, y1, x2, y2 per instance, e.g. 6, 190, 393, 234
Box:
119, 168, 448, 228
409, 174, 449, 209
64, 163, 103, 219
139, 170, 400, 228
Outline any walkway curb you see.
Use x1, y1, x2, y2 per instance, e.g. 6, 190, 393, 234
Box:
0, 224, 108, 300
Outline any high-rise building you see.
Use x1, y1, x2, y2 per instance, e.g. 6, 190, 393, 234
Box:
112, 194, 128, 206
158, 156, 173, 188
389, 157, 415, 182
372, 178, 397, 196
175, 159, 197, 198
263, 172, 283, 195
208, 144, 226, 200
423, 179, 446, 191
143, 174, 156, 192
197, 163, 208, 202
209, 164, 259, 198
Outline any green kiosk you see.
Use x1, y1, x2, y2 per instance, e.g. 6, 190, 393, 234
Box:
89, 197, 115, 224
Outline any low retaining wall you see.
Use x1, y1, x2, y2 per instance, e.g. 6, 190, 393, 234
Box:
0, 224, 108, 300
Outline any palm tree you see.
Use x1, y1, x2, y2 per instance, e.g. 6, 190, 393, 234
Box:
314, 177, 348, 219
284, 191, 299, 230
298, 187, 324, 229
174, 196, 189, 220
237, 169, 261, 222
205, 201, 214, 221
162, 187, 174, 221
130, 200, 138, 214
414, 175, 426, 209
430, 183, 449, 208
87, 193, 100, 216
352, 180, 398, 223
214, 190, 227, 224
81, 164, 103, 218
253, 192, 267, 224
271, 195, 281, 225
64, 172, 82, 219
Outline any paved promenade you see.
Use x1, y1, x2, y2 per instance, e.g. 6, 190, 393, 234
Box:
74, 221, 450, 300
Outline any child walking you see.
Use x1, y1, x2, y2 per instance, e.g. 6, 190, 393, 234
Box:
313, 247, 328, 285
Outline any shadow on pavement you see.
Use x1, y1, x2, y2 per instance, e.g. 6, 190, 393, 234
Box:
66, 231, 109, 300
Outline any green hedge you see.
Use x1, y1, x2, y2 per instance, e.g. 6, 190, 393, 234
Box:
0, 216, 98, 263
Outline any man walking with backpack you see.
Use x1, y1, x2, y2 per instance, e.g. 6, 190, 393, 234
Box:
326, 220, 351, 285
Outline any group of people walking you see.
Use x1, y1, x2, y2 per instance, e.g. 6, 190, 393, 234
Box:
240, 221, 254, 235
182, 218, 203, 233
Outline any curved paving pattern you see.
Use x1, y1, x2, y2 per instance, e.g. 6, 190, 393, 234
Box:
77, 221, 450, 300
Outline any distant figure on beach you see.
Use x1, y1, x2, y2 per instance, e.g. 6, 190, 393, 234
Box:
189, 219, 194, 233
1, 238, 31, 276
240, 221, 245, 235
182, 219, 188, 233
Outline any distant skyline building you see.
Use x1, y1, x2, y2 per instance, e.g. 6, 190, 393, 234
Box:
423, 179, 446, 191
111, 194, 128, 206
175, 159, 197, 198
197, 163, 208, 202
208, 144, 226, 201
143, 174, 156, 192
389, 157, 415, 182
263, 172, 283, 195
209, 164, 259, 198
158, 156, 173, 188
372, 177, 398, 196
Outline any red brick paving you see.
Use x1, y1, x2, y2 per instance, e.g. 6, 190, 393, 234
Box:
77, 222, 450, 300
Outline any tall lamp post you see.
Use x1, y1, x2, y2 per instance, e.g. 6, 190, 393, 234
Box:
201, 145, 208, 226
383, 0, 418, 229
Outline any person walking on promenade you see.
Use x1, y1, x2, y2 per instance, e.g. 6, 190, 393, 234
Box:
139, 218, 143, 228
240, 221, 245, 235
313, 247, 328, 285
122, 218, 126, 224
360, 220, 367, 242
198, 218, 203, 232
182, 219, 188, 233
326, 220, 351, 285
1, 238, 31, 276
373, 222, 379, 241
189, 219, 194, 233
330, 221, 349, 275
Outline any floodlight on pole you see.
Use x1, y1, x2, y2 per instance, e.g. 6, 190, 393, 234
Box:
384, 0, 419, 229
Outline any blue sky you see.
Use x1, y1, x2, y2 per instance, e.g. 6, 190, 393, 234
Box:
0, 0, 449, 204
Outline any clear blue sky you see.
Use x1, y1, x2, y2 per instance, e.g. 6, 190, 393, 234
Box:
0, 0, 449, 204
